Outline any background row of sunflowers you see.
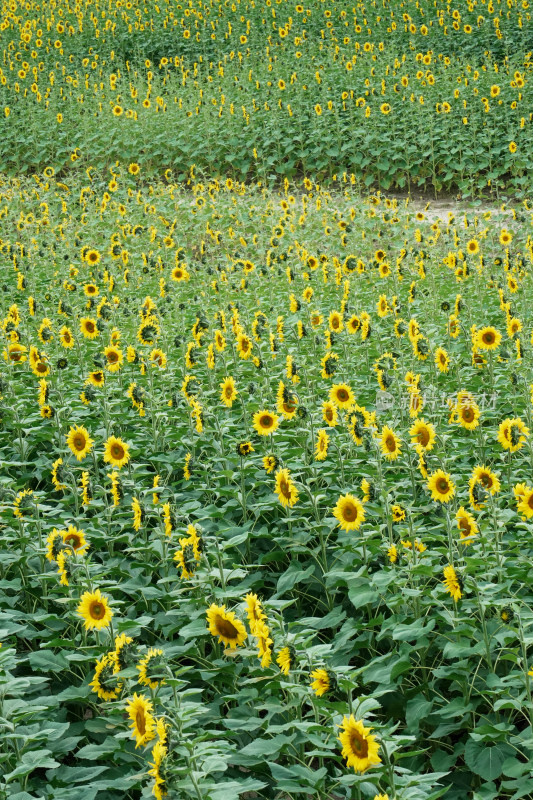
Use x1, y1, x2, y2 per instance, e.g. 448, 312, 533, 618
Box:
0, 0, 532, 193
2, 160, 533, 799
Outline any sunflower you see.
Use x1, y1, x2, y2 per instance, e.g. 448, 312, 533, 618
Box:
206, 604, 247, 650
263, 454, 279, 474
253, 409, 279, 436
60, 525, 88, 555
466, 239, 479, 255
476, 326, 501, 350
244, 593, 266, 633
409, 419, 436, 451
427, 469, 455, 503
237, 441, 254, 457
517, 486, 533, 520
150, 348, 167, 369
315, 429, 329, 461
253, 620, 273, 668
333, 493, 365, 531
77, 588, 113, 631
276, 646, 293, 676
322, 401, 339, 427
329, 310, 343, 332
104, 435, 130, 469
443, 564, 462, 601
338, 716, 382, 773
310, 668, 330, 697
104, 345, 123, 372
80, 317, 99, 339
57, 323, 73, 348
5, 342, 27, 363
392, 504, 406, 522
456, 398, 480, 430
132, 497, 144, 531
85, 249, 101, 265
329, 383, 355, 410
51, 457, 67, 491
87, 369, 105, 388
80, 471, 92, 506
380, 425, 401, 460
497, 417, 529, 452
137, 648, 166, 690
90, 652, 123, 701
126, 693, 156, 748
236, 331, 253, 360
456, 507, 478, 544
220, 376, 237, 407
274, 468, 299, 508
434, 346, 450, 373
66, 425, 93, 461
471, 465, 500, 496
115, 632, 135, 670
148, 740, 169, 800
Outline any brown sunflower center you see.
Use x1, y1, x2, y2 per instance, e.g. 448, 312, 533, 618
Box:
66, 534, 81, 549
349, 730, 369, 758
259, 415, 273, 429
136, 709, 146, 735
416, 428, 430, 446
528, 494, 533, 509
90, 601, 105, 620
462, 407, 474, 422
109, 444, 124, 464
225, 386, 233, 397
385, 435, 396, 451
107, 351, 119, 363
73, 434, 86, 451
342, 503, 357, 522
279, 479, 290, 498
85, 321, 95, 333
458, 518, 471, 533
479, 473, 492, 488
337, 389, 349, 402
437, 479, 449, 493
215, 615, 239, 640
482, 332, 495, 344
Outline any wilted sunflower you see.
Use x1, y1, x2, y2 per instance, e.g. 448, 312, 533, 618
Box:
206, 603, 247, 650
104, 435, 130, 469
126, 693, 156, 748
333, 493, 365, 531
253, 409, 279, 436
66, 425, 93, 461
77, 588, 113, 631
274, 468, 299, 508
338, 716, 382, 773
427, 469, 455, 503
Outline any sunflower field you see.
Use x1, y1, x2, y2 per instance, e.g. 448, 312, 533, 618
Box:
0, 0, 533, 194
3, 0, 533, 799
